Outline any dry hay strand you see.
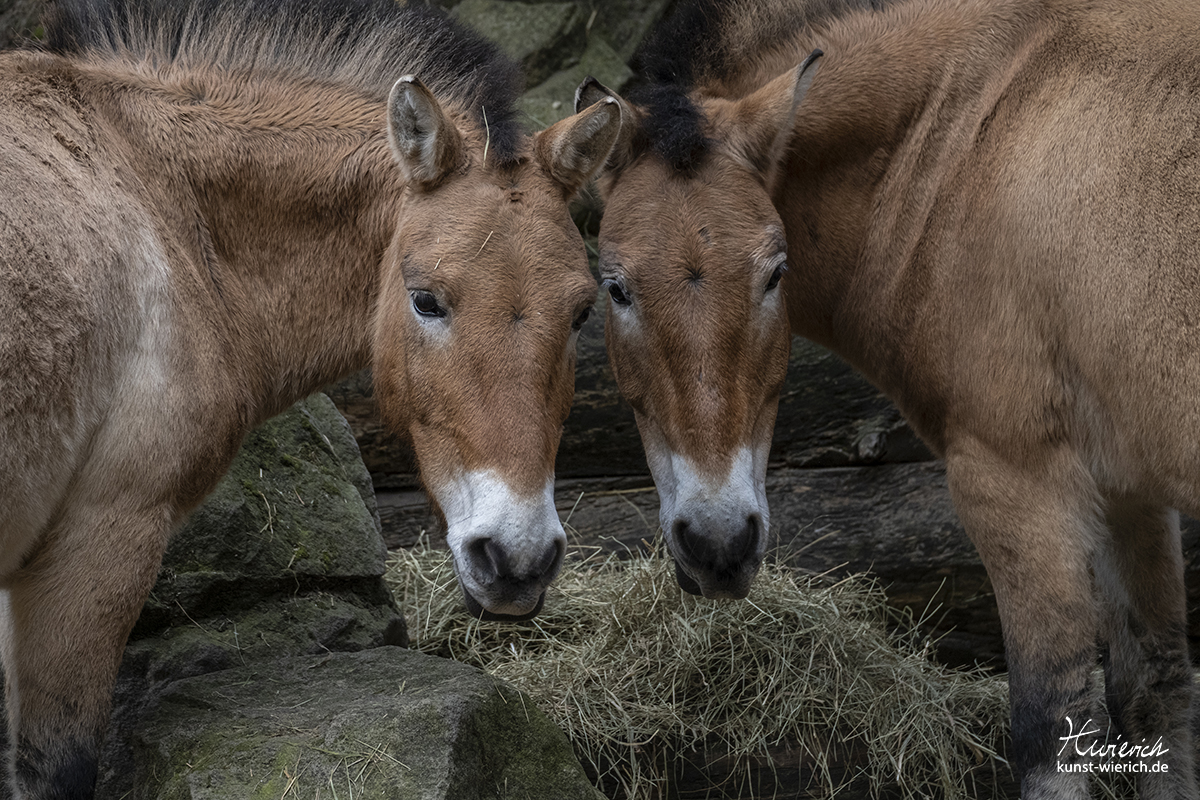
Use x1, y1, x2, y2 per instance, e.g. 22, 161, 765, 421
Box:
385, 538, 1011, 799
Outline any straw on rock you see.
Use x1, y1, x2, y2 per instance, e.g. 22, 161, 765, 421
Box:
385, 538, 1011, 799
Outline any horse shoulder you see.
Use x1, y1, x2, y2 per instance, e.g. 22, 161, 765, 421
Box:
0, 67, 246, 569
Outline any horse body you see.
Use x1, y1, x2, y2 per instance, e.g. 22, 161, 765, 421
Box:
586, 0, 1200, 795
0, 1, 621, 795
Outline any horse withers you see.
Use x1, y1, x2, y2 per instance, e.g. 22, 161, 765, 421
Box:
0, 0, 621, 796
580, 0, 1200, 796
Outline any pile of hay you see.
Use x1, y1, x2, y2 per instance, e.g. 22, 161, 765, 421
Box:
385, 539, 1011, 799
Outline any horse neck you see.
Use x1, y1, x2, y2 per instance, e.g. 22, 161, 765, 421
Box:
765, 0, 1048, 373
88, 64, 404, 420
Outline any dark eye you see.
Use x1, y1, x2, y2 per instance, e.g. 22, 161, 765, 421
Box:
572, 306, 592, 331
411, 290, 445, 318
605, 279, 631, 306
765, 262, 786, 291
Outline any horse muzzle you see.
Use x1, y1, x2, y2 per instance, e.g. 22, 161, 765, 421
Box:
666, 508, 765, 600
452, 533, 564, 620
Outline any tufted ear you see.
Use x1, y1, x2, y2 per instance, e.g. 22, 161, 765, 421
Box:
534, 91, 624, 197
387, 75, 464, 189
573, 76, 639, 181
724, 49, 823, 192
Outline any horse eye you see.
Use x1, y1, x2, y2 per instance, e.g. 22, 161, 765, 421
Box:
572, 306, 592, 331
411, 290, 445, 318
605, 280, 631, 306
765, 263, 786, 291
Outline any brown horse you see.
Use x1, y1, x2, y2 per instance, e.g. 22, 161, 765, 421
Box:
580, 0, 1200, 795
0, 0, 622, 795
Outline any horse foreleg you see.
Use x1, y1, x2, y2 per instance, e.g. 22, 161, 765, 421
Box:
0, 498, 173, 800
947, 441, 1099, 800
1096, 497, 1198, 799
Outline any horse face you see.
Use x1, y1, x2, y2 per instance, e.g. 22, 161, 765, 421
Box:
374, 79, 620, 619
598, 153, 791, 599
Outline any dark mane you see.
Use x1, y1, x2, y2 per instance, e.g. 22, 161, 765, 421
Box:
630, 0, 887, 170
41, 0, 525, 162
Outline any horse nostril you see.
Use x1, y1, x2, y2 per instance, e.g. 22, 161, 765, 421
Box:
671, 518, 690, 549
533, 538, 565, 579
672, 517, 719, 566
466, 538, 506, 581
735, 513, 762, 562
469, 537, 562, 584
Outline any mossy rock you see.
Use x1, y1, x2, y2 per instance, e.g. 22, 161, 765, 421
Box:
580, 0, 674, 63
95, 395, 408, 799
129, 648, 605, 800
452, 0, 586, 86
142, 394, 388, 625
0, 0, 46, 48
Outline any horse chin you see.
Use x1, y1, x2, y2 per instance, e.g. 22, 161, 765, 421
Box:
461, 586, 546, 621
673, 560, 755, 600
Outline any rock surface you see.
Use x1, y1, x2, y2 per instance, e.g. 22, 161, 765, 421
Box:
129, 647, 603, 800
89, 396, 593, 800
96, 395, 406, 797
453, 0, 587, 87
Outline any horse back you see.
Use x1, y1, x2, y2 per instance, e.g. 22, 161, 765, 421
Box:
835, 0, 1200, 513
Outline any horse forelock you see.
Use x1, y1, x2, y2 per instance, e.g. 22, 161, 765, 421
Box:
628, 0, 893, 172
40, 0, 525, 163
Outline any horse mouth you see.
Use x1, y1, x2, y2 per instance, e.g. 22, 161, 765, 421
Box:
673, 559, 754, 600
674, 561, 705, 596
461, 586, 546, 621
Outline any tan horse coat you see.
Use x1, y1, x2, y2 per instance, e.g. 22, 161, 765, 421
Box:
585, 0, 1200, 796
0, 0, 620, 796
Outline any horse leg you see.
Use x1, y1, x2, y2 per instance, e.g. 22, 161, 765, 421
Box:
0, 495, 173, 800
946, 441, 1099, 800
1096, 497, 1197, 798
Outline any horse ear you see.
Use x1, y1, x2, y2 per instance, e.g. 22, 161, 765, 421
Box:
572, 76, 638, 181
727, 49, 823, 190
574, 76, 616, 115
535, 91, 624, 197
387, 75, 464, 189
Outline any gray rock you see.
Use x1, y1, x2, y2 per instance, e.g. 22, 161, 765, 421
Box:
127, 647, 604, 800
137, 394, 389, 628
452, 0, 586, 87
96, 395, 408, 798
583, 0, 674, 62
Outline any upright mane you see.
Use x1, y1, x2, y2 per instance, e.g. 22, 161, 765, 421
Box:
630, 0, 888, 170
40, 0, 525, 162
